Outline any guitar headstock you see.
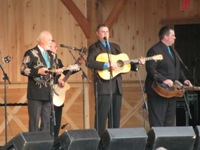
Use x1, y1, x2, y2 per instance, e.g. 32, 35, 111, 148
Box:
68, 64, 80, 71
152, 54, 163, 61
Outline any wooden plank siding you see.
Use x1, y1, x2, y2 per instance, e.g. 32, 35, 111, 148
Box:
0, 0, 200, 145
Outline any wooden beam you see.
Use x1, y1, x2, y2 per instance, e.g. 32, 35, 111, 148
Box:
60, 0, 90, 38
105, 0, 128, 29
161, 17, 200, 25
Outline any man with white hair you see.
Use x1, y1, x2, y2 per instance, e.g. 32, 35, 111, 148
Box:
21, 31, 57, 132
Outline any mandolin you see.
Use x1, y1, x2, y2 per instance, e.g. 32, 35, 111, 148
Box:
152, 81, 200, 98
96, 53, 163, 80
34, 65, 79, 85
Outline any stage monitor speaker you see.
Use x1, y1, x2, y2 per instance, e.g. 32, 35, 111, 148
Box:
1, 131, 54, 150
176, 93, 199, 126
100, 128, 147, 150
146, 126, 196, 150
194, 126, 200, 150
51, 129, 100, 150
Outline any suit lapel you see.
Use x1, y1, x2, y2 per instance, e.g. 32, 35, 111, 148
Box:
161, 45, 176, 65
35, 46, 51, 67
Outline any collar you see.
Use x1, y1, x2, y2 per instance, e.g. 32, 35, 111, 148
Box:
100, 40, 111, 49
37, 45, 45, 54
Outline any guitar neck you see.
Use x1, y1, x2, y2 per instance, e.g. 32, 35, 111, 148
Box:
184, 86, 200, 91
62, 71, 72, 82
59, 64, 80, 83
49, 67, 70, 73
126, 56, 154, 64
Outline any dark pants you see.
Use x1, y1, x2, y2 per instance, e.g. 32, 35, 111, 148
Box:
95, 94, 122, 136
146, 95, 176, 150
53, 105, 63, 138
147, 94, 176, 127
28, 100, 52, 132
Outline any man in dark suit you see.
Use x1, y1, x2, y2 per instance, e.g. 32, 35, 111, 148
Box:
20, 31, 62, 132
86, 23, 145, 136
144, 26, 192, 128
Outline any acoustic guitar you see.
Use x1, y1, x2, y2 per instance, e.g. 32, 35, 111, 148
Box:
96, 53, 163, 80
53, 64, 80, 106
152, 81, 200, 98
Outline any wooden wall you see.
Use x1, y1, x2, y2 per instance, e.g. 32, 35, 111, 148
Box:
0, 0, 200, 145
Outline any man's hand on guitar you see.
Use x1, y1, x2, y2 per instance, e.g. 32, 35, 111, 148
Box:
184, 80, 192, 87
138, 57, 145, 65
58, 78, 65, 87
163, 79, 174, 87
108, 62, 121, 72
38, 68, 49, 75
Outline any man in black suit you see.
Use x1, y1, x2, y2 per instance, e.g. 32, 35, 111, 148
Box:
144, 26, 192, 128
86, 23, 145, 136
20, 31, 62, 132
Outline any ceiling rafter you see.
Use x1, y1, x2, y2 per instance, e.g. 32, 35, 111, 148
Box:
105, 0, 128, 29
60, 0, 90, 38
60, 0, 128, 38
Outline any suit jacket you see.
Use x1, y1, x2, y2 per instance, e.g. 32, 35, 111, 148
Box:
21, 46, 54, 101
144, 41, 187, 95
86, 40, 137, 95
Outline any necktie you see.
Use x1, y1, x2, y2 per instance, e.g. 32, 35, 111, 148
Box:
43, 50, 51, 68
168, 47, 173, 58
105, 42, 111, 53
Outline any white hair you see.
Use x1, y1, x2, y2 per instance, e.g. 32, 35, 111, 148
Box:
37, 31, 51, 42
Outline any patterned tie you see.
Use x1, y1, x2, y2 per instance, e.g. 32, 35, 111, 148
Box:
168, 47, 173, 58
43, 50, 51, 68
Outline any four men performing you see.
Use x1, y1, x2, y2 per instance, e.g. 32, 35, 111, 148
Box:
20, 25, 193, 141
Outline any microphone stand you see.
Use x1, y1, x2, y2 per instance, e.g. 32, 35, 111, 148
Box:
67, 49, 90, 129
172, 48, 199, 85
172, 48, 195, 126
192, 53, 200, 85
49, 72, 56, 139
0, 64, 11, 145
85, 52, 102, 133
49, 53, 59, 140
104, 40, 113, 128
136, 69, 148, 130
183, 91, 192, 126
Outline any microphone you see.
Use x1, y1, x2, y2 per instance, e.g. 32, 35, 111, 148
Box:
60, 44, 83, 53
103, 37, 109, 51
60, 44, 73, 49
0, 56, 12, 66
3, 56, 11, 63
61, 123, 69, 129
103, 37, 107, 42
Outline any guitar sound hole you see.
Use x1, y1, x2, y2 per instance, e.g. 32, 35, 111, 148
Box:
117, 60, 124, 67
